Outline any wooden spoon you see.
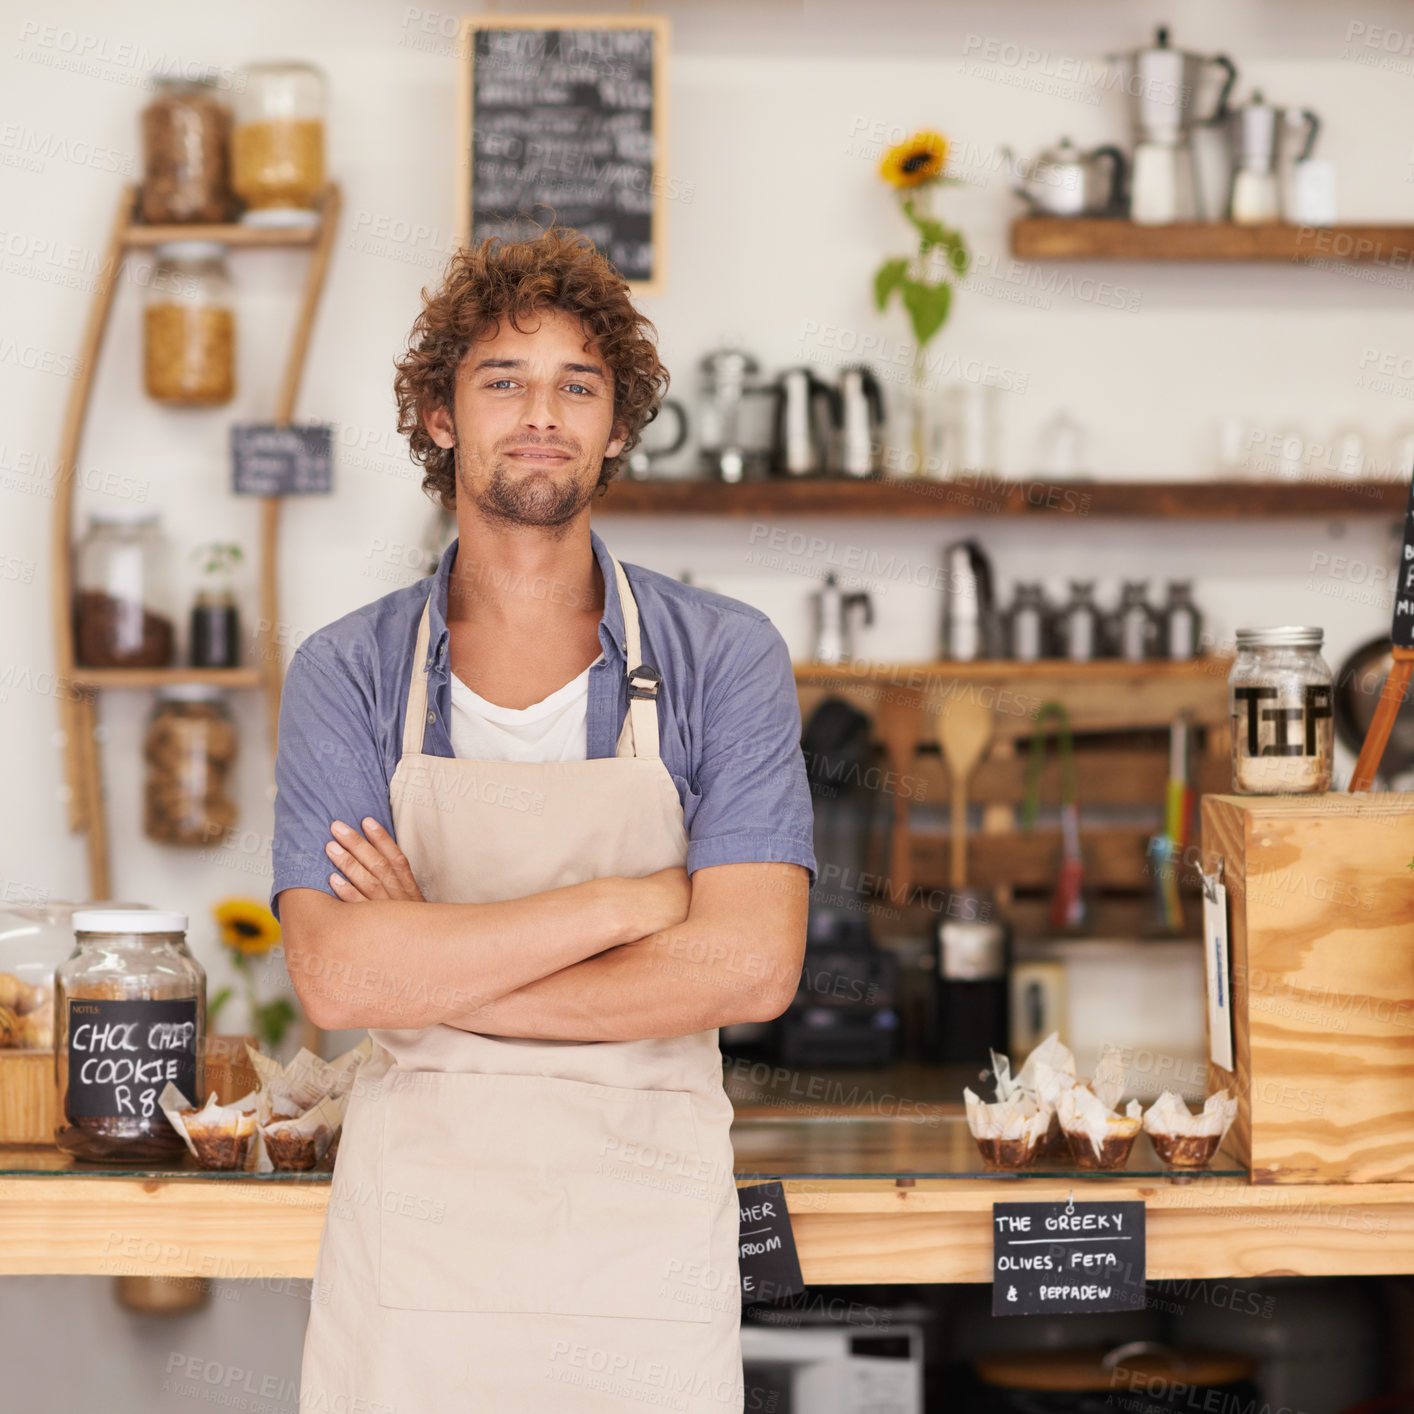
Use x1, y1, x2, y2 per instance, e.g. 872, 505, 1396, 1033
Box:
875, 691, 921, 901
937, 695, 994, 889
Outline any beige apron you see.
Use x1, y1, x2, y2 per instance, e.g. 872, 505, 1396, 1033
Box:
300, 554, 743, 1413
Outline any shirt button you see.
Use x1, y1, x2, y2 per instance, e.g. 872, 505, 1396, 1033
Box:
427, 711, 436, 723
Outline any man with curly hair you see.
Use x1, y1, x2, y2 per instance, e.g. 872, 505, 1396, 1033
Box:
272, 229, 816, 1411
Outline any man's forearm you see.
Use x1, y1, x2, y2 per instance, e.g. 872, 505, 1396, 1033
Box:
283, 880, 637, 1030
454, 917, 798, 1042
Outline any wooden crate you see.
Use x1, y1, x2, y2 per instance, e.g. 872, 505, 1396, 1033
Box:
0, 1034, 258, 1147
1202, 793, 1414, 1183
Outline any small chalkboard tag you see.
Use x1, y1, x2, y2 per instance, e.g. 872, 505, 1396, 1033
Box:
737, 1180, 804, 1305
231, 423, 333, 496
992, 1198, 1146, 1317
1392, 473, 1414, 650
66, 998, 198, 1120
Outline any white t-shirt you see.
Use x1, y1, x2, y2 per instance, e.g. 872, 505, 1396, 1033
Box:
447, 659, 597, 762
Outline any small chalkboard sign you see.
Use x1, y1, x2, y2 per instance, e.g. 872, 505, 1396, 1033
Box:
737, 1180, 805, 1305
66, 998, 198, 1120
1393, 474, 1414, 650
231, 423, 332, 496
457, 14, 669, 291
992, 1199, 1146, 1317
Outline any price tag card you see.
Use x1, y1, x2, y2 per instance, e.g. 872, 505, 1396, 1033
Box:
737, 1180, 804, 1306
231, 423, 333, 496
992, 1199, 1146, 1316
1202, 863, 1235, 1072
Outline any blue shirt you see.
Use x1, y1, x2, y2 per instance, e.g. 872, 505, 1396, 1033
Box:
270, 529, 818, 918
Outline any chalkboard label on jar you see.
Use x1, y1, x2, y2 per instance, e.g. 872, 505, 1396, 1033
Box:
65, 998, 198, 1120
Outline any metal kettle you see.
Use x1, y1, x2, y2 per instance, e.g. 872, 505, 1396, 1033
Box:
698, 347, 764, 483
1004, 137, 1126, 217
834, 365, 885, 477
939, 539, 997, 662
773, 367, 837, 477
1108, 26, 1236, 144
813, 573, 873, 664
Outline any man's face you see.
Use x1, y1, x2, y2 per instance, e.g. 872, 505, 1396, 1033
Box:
426, 306, 625, 528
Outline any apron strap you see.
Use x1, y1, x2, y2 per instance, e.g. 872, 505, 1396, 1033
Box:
399, 553, 662, 760
402, 595, 435, 756
611, 555, 661, 761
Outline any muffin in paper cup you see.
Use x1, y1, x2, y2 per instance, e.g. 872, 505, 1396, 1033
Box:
1143, 1090, 1237, 1168
159, 1084, 258, 1171
963, 1089, 1051, 1169
1057, 1084, 1143, 1171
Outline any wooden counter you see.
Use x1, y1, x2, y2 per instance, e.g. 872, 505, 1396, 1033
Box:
4, 1139, 1413, 1284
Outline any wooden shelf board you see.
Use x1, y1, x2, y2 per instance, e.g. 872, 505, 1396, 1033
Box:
1011, 218, 1414, 264
597, 477, 1406, 518
794, 657, 1231, 683
2, 1170, 1411, 1282
71, 667, 264, 691
124, 220, 323, 250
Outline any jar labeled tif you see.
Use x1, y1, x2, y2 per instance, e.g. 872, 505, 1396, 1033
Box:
55, 909, 205, 1163
1228, 626, 1333, 794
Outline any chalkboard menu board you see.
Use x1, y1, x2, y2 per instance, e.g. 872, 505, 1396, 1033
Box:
1393, 474, 1414, 650
457, 15, 668, 290
992, 1199, 1146, 1317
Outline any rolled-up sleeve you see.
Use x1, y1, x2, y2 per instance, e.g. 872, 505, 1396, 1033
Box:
270, 641, 397, 920
685, 615, 817, 886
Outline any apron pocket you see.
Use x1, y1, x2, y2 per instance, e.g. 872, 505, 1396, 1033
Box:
377, 1071, 715, 1323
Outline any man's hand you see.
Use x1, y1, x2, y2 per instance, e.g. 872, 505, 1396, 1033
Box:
628, 867, 692, 939
325, 818, 426, 903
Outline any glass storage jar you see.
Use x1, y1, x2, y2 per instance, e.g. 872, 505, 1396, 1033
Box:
75, 510, 177, 668
144, 686, 239, 845
1229, 626, 1334, 794
143, 241, 235, 405
139, 75, 233, 224
55, 909, 205, 1163
0, 902, 101, 1051
232, 62, 326, 224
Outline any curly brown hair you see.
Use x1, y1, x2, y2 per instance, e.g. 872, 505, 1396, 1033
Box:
392, 228, 668, 509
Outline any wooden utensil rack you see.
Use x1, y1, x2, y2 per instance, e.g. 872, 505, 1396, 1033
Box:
50, 183, 342, 898
795, 658, 1233, 939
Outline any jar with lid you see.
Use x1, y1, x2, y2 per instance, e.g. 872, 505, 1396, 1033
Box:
1115, 580, 1159, 662
75, 510, 177, 668
144, 687, 239, 845
1229, 626, 1334, 794
143, 241, 235, 405
55, 909, 205, 1162
139, 75, 233, 224
1056, 581, 1101, 662
232, 62, 327, 224
0, 902, 102, 1053
1162, 581, 1204, 660
1003, 583, 1050, 661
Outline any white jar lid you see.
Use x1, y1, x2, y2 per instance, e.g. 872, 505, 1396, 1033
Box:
72, 908, 187, 935
1235, 625, 1323, 649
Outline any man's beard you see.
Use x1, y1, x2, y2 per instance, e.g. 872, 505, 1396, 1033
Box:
455, 440, 595, 529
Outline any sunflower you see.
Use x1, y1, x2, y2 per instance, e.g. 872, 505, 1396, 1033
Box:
879, 130, 948, 188
214, 898, 281, 956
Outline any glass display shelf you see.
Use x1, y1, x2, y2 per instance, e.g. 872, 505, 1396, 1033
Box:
0, 1116, 1242, 1181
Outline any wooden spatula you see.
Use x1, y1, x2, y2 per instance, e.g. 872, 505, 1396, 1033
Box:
937, 695, 994, 889
875, 691, 921, 900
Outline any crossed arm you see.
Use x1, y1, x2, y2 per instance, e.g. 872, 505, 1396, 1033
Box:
279, 818, 809, 1041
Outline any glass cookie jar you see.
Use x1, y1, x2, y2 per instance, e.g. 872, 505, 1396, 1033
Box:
232, 61, 327, 223
55, 910, 205, 1163
143, 241, 236, 406
1228, 626, 1334, 794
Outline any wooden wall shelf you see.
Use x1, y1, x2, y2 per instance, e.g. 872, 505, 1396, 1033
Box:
1010, 217, 1414, 264
70, 667, 265, 691
52, 184, 340, 897
597, 477, 1406, 518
